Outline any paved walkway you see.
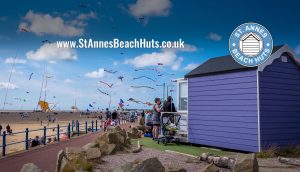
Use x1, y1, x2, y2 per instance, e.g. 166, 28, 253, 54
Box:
0, 123, 131, 172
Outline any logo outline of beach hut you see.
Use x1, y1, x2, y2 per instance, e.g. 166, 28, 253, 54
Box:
239, 32, 263, 57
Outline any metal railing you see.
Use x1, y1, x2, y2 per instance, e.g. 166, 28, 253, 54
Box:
0, 120, 103, 158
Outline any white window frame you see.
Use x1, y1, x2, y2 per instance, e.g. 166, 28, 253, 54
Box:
177, 78, 188, 113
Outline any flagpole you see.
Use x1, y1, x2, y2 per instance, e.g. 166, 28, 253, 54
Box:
109, 95, 111, 110
2, 52, 17, 110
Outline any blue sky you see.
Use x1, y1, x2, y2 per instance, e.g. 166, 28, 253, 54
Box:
0, 0, 300, 110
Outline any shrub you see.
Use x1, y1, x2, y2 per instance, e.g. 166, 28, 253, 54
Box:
257, 145, 300, 158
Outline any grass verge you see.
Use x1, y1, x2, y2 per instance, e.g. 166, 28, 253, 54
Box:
132, 137, 231, 156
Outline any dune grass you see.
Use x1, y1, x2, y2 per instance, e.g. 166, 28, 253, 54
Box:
257, 145, 300, 158
132, 137, 231, 156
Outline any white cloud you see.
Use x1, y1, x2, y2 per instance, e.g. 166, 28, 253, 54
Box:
77, 12, 96, 20
129, 0, 172, 18
171, 57, 183, 70
184, 63, 199, 71
163, 43, 198, 53
125, 43, 197, 70
85, 68, 105, 78
113, 61, 119, 66
295, 44, 300, 54
26, 43, 77, 62
10, 68, 24, 75
207, 32, 222, 41
0, 82, 18, 90
4, 57, 27, 64
18, 10, 91, 37
64, 78, 74, 84
48, 60, 57, 64
125, 50, 182, 70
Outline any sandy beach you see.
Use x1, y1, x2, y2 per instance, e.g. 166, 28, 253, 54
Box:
0, 111, 101, 155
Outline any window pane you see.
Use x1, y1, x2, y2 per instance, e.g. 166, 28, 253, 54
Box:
179, 82, 187, 97
179, 97, 187, 111
179, 82, 187, 111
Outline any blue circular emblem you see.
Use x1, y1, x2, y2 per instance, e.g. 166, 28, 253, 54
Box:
229, 23, 273, 67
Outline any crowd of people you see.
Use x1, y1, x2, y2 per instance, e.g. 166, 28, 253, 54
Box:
99, 96, 176, 139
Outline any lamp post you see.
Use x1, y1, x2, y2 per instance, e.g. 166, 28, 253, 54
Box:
108, 94, 111, 110
166, 84, 175, 98
156, 83, 165, 100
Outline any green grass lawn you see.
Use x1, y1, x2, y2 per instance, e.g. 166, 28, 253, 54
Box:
132, 137, 232, 156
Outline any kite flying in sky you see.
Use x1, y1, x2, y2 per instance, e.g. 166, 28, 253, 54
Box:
20, 27, 28, 32
128, 98, 153, 106
117, 76, 124, 82
133, 76, 156, 82
99, 81, 113, 88
28, 73, 34, 80
104, 69, 117, 74
128, 98, 142, 104
97, 88, 110, 96
131, 86, 156, 90
42, 40, 51, 44
134, 68, 159, 72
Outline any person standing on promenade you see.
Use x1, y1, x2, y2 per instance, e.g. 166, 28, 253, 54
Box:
152, 98, 162, 140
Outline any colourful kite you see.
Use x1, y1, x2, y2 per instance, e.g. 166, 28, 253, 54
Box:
104, 69, 117, 74
128, 98, 143, 104
97, 89, 110, 96
131, 86, 156, 90
20, 27, 28, 32
134, 68, 159, 72
29, 73, 34, 80
118, 99, 124, 110
133, 76, 156, 82
42, 40, 51, 44
118, 76, 124, 82
99, 81, 113, 88
127, 98, 153, 106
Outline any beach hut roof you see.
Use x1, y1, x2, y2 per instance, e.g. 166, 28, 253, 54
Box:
185, 45, 285, 78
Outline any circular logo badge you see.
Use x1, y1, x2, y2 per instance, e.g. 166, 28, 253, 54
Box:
229, 23, 273, 67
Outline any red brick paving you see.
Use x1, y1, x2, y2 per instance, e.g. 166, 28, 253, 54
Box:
0, 123, 131, 172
